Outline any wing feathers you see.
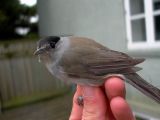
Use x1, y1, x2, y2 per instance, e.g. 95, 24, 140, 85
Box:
60, 40, 145, 79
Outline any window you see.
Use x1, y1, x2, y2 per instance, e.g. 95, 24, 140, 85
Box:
124, 0, 160, 50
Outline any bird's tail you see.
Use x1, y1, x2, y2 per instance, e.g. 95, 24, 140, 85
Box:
125, 73, 160, 103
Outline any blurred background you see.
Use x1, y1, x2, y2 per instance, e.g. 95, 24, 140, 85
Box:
0, 0, 160, 120
0, 0, 73, 120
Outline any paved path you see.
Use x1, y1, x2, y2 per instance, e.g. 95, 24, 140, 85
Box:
0, 93, 73, 120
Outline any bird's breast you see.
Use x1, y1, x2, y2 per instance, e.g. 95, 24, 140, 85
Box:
45, 63, 68, 81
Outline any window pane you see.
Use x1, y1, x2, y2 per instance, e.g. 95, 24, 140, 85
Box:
153, 0, 160, 10
154, 15, 160, 40
131, 19, 146, 42
130, 0, 144, 15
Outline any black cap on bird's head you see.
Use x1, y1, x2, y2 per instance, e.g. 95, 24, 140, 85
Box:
34, 36, 60, 55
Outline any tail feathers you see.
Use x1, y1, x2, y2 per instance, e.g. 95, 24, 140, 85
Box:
133, 58, 145, 65
125, 73, 160, 103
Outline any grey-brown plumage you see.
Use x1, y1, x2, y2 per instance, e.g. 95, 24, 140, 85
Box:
34, 36, 160, 104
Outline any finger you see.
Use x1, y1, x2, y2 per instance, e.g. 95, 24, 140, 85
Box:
104, 77, 126, 119
100, 86, 115, 120
105, 77, 126, 100
69, 85, 83, 120
110, 97, 135, 120
82, 86, 107, 120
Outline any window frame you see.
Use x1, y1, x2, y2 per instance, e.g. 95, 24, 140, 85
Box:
124, 0, 160, 50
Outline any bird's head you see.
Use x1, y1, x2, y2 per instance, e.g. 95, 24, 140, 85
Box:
34, 36, 60, 63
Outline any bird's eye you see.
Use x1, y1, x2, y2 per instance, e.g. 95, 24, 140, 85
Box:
50, 42, 55, 48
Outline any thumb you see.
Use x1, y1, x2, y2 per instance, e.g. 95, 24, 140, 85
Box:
82, 86, 107, 120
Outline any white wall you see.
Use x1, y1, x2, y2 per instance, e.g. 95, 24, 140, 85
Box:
37, 0, 126, 51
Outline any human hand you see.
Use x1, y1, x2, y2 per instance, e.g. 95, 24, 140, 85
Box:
69, 77, 135, 120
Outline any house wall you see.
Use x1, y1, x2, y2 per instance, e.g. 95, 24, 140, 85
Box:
37, 0, 160, 118
37, 0, 126, 51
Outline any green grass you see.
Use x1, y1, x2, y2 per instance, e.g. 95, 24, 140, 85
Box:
2, 87, 71, 110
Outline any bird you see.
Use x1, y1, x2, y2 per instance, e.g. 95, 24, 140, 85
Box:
34, 36, 160, 104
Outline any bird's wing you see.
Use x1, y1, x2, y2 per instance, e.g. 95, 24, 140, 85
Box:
83, 49, 144, 76
59, 38, 144, 79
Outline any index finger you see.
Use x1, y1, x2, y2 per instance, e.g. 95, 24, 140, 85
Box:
105, 77, 135, 120
69, 85, 83, 120
105, 77, 126, 100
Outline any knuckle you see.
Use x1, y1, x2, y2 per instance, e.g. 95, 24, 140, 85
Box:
83, 96, 97, 105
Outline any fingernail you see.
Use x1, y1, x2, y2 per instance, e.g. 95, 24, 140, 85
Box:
83, 86, 95, 97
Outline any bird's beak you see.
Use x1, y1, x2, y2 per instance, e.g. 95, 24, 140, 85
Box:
34, 48, 45, 55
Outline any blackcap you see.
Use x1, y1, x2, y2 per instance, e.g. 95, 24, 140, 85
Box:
34, 36, 160, 104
